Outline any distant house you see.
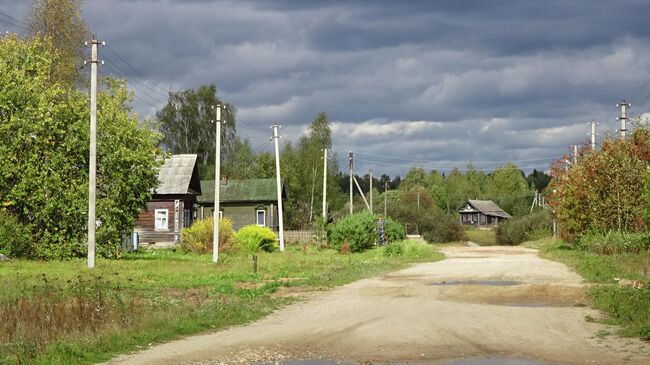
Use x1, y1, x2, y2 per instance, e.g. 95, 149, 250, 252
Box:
458, 199, 511, 227
197, 178, 286, 231
135, 154, 201, 244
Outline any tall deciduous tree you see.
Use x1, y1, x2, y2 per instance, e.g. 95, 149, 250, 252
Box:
0, 35, 161, 259
27, 0, 91, 86
156, 84, 236, 176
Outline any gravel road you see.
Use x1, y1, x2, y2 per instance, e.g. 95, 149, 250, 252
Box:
105, 246, 650, 365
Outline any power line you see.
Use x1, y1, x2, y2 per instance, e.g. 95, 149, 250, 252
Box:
99, 63, 162, 109
354, 156, 552, 172
354, 151, 561, 165
103, 56, 167, 102
105, 44, 169, 94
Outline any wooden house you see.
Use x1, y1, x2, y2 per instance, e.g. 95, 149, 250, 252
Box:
135, 154, 201, 244
197, 178, 286, 231
458, 199, 511, 227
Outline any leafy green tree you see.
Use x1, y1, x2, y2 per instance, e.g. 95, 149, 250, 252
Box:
156, 84, 236, 176
527, 169, 552, 191
27, 0, 90, 86
0, 35, 161, 259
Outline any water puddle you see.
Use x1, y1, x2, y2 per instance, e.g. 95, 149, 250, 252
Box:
258, 358, 560, 365
431, 280, 520, 286
443, 358, 560, 365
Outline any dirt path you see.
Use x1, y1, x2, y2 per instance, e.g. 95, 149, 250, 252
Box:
106, 246, 650, 365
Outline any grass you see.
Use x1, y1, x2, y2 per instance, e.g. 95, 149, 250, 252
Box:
464, 228, 497, 246
0, 242, 443, 365
532, 237, 650, 340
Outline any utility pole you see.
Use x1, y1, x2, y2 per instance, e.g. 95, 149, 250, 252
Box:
212, 104, 223, 263
348, 151, 353, 214
572, 145, 578, 164
369, 170, 373, 213
617, 99, 630, 139
85, 37, 104, 269
590, 120, 598, 150
322, 148, 328, 220
384, 181, 388, 218
272, 125, 285, 252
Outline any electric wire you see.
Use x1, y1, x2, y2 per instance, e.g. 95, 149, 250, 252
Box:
354, 151, 561, 165
105, 44, 169, 95
353, 156, 553, 172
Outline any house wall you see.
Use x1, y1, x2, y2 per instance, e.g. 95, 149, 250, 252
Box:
198, 201, 277, 231
135, 195, 196, 244
460, 212, 505, 227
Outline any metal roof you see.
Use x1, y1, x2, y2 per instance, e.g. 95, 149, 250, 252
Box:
198, 178, 284, 204
460, 199, 511, 219
155, 154, 201, 195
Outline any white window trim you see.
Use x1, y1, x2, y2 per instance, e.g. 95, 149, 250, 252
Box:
256, 209, 266, 226
154, 209, 169, 231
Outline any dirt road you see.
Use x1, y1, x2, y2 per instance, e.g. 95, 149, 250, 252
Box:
106, 246, 650, 365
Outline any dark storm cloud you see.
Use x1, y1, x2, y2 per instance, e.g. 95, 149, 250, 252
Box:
3, 0, 650, 175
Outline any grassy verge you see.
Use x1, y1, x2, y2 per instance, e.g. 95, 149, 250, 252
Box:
0, 242, 443, 365
464, 228, 497, 246
531, 238, 650, 340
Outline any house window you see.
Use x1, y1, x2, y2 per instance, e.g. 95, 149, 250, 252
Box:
155, 209, 168, 230
256, 209, 266, 226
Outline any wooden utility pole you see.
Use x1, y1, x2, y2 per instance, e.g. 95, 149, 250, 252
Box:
572, 145, 578, 164
617, 99, 630, 139
353, 176, 371, 211
85, 37, 103, 269
272, 125, 285, 252
369, 170, 373, 213
322, 148, 328, 220
590, 120, 598, 150
348, 151, 353, 214
212, 104, 223, 263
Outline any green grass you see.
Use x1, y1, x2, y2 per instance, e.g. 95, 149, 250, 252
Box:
0, 242, 443, 364
533, 237, 650, 340
464, 228, 497, 246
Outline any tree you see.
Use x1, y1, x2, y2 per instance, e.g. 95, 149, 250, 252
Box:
27, 0, 91, 86
0, 35, 161, 259
527, 169, 552, 191
156, 84, 236, 176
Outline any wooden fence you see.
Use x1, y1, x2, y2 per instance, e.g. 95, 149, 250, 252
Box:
283, 230, 314, 244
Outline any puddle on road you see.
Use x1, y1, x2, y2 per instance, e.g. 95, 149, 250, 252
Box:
431, 280, 520, 286
442, 358, 560, 365
258, 358, 561, 365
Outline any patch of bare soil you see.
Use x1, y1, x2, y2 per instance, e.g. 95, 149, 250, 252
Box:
437, 284, 589, 307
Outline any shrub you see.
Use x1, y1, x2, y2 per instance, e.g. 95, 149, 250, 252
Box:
576, 230, 650, 255
0, 210, 30, 257
389, 203, 464, 243
180, 217, 236, 254
329, 212, 404, 252
236, 225, 277, 254
496, 210, 553, 245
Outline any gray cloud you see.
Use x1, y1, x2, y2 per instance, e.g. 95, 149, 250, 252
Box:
3, 0, 650, 176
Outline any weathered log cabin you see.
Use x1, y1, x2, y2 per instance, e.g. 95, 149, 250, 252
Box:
458, 199, 511, 227
197, 178, 286, 231
135, 154, 201, 244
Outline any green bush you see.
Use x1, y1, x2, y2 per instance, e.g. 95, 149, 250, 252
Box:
236, 225, 277, 254
590, 285, 650, 339
0, 209, 30, 257
388, 203, 464, 243
576, 230, 650, 255
495, 210, 552, 245
329, 212, 404, 252
180, 217, 236, 254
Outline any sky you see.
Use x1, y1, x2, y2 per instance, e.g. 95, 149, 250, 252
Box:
3, 0, 650, 177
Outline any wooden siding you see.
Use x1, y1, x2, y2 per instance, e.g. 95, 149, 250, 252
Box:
135, 195, 197, 244
199, 202, 278, 231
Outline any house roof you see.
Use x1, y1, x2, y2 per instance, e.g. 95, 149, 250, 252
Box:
198, 178, 285, 204
460, 199, 511, 219
155, 154, 202, 195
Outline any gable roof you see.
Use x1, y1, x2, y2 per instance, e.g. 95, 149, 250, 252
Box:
198, 178, 285, 204
460, 199, 511, 219
155, 154, 202, 195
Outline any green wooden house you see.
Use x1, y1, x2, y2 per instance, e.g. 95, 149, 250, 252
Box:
197, 178, 286, 231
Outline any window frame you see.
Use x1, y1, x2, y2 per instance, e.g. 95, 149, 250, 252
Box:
154, 209, 169, 231
256, 209, 266, 226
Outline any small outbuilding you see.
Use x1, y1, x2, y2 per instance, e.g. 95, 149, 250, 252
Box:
134, 154, 201, 244
197, 178, 286, 231
458, 199, 511, 227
